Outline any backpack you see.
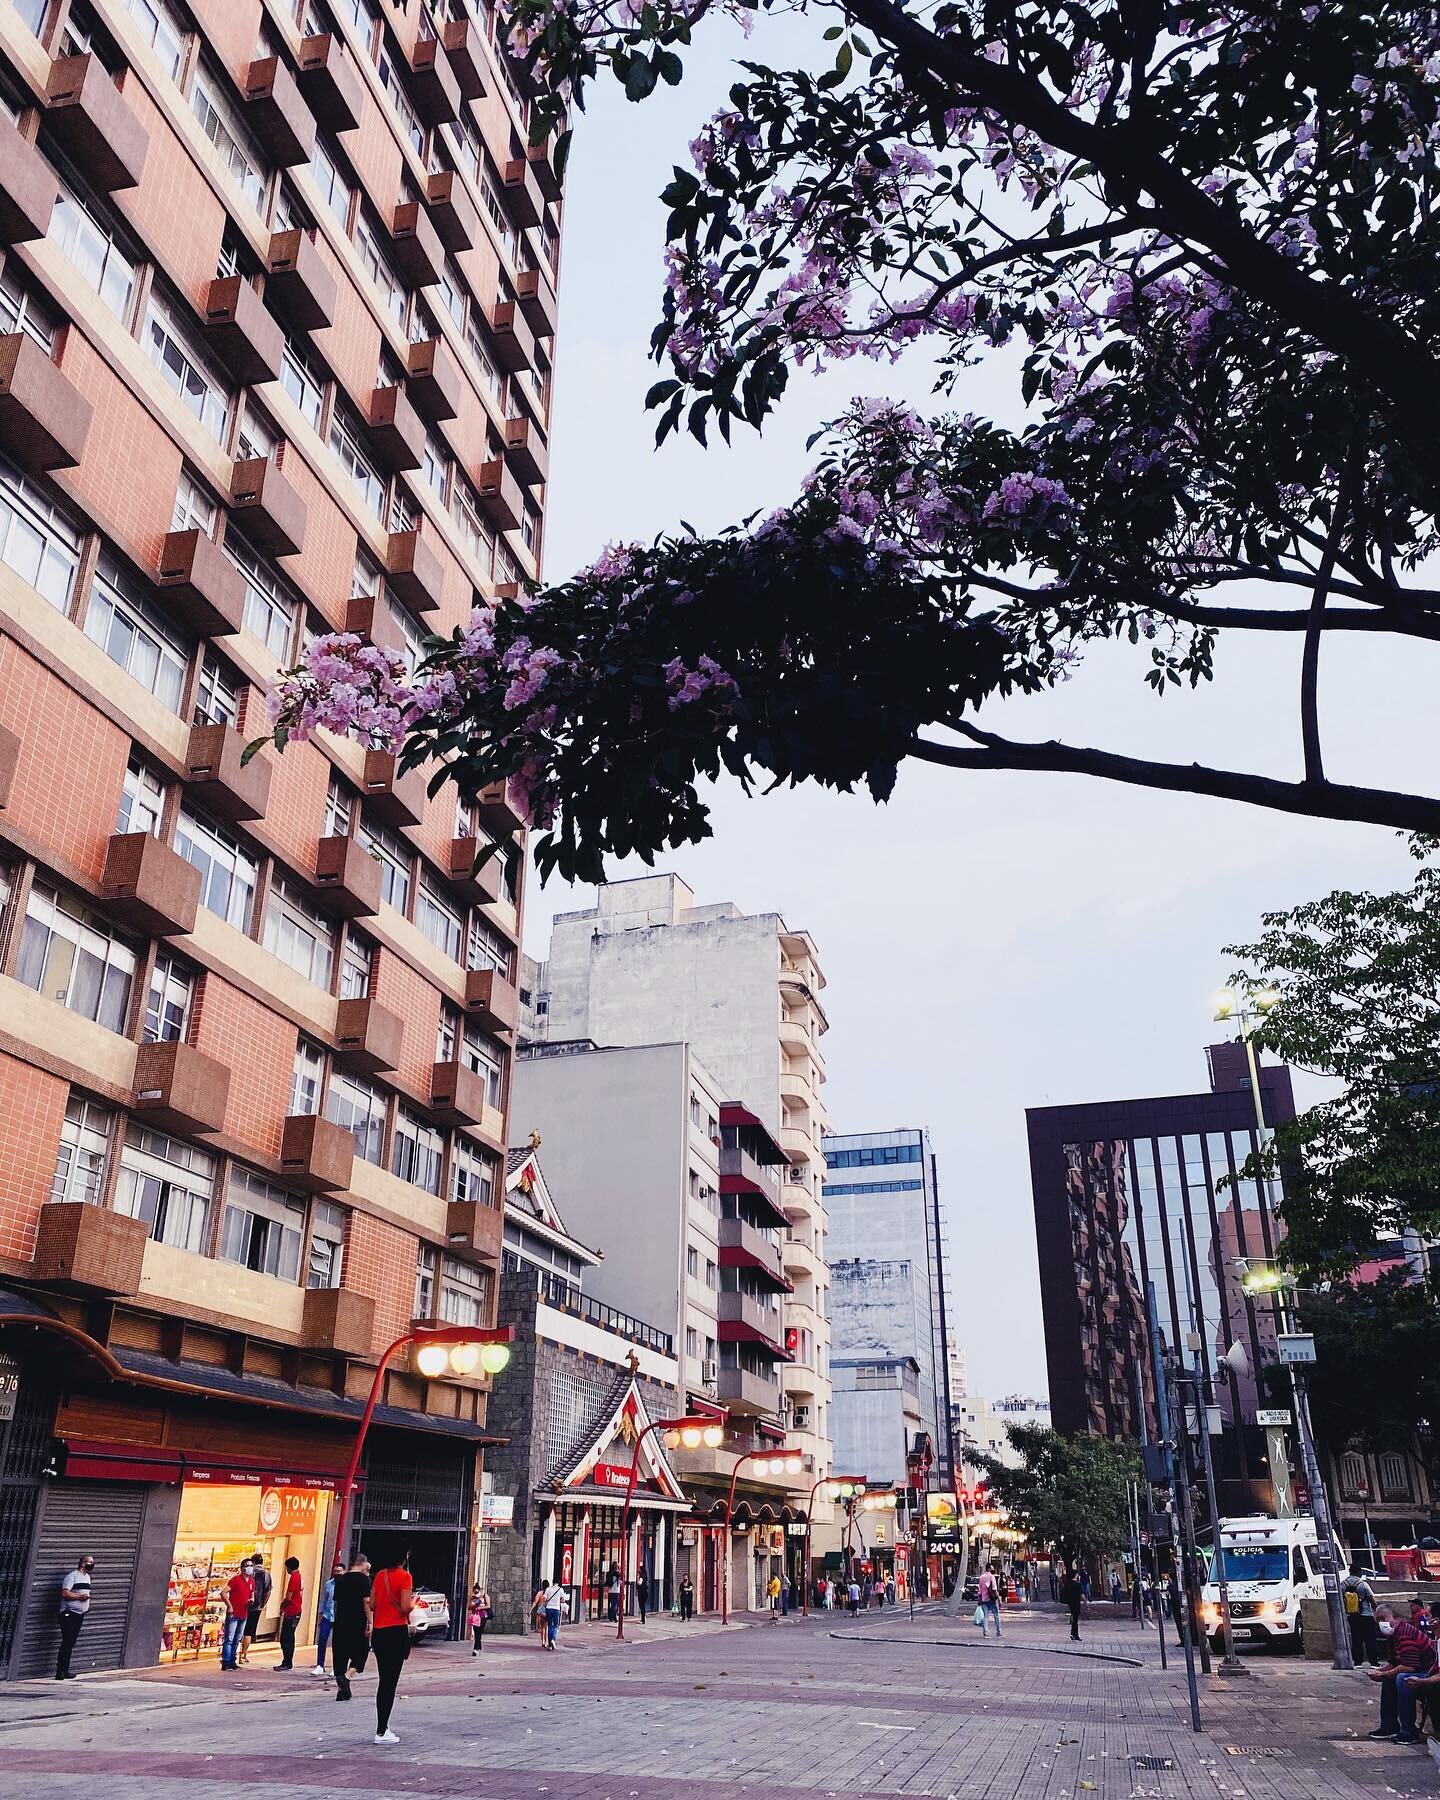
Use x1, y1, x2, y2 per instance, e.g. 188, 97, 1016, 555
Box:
1344, 1586, 1360, 1615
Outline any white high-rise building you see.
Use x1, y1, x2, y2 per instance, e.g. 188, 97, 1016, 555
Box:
529, 875, 834, 1491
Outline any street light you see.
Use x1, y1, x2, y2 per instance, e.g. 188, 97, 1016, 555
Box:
334, 1322, 515, 1553
1215, 980, 1353, 1672
801, 1475, 867, 1616
615, 1412, 726, 1640
722, 1444, 808, 1624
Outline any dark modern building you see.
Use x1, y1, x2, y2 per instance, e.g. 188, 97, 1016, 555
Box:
1027, 1042, 1295, 1512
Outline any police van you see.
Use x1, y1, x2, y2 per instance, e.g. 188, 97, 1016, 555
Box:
1199, 1515, 1349, 1653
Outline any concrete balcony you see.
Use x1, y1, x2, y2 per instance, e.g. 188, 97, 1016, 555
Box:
343, 592, 407, 660
440, 18, 487, 101
476, 457, 523, 531
154, 528, 246, 637
782, 1233, 820, 1282
0, 724, 17, 809
230, 456, 306, 556
430, 1058, 486, 1126
0, 115, 56, 245
720, 1144, 783, 1204
133, 1039, 230, 1137
504, 415, 548, 487
314, 832, 380, 917
266, 228, 337, 332
296, 33, 363, 134
446, 1196, 503, 1264
410, 33, 461, 126
779, 1016, 813, 1056
367, 383, 425, 472
32, 1201, 148, 1296
280, 1112, 353, 1193
425, 169, 476, 253
334, 995, 403, 1075
718, 1216, 790, 1291
100, 832, 201, 937
463, 967, 518, 1035
0, 333, 92, 473
477, 779, 525, 837
361, 748, 426, 829
183, 722, 270, 823
448, 836, 504, 906
391, 200, 443, 289
46, 55, 148, 190
717, 1289, 785, 1349
406, 336, 461, 423
204, 275, 284, 386
490, 298, 534, 373
527, 138, 563, 205
779, 1070, 813, 1108
502, 158, 543, 229
385, 527, 443, 613
781, 1125, 815, 1164
516, 267, 557, 340
715, 1364, 782, 1415
244, 57, 315, 166
301, 1284, 373, 1354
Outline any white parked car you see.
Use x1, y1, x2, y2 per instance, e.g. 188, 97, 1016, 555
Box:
408, 1587, 452, 1640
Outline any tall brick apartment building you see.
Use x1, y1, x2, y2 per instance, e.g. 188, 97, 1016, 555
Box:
0, 0, 559, 1677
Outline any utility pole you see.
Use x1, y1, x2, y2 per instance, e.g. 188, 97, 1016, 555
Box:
1150, 1285, 1201, 1731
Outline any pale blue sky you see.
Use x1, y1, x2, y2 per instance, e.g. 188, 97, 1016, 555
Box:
523, 29, 1436, 1400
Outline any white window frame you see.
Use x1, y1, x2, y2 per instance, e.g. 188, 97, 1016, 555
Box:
227, 535, 300, 660
175, 808, 258, 931
49, 180, 137, 321
325, 1066, 386, 1163
194, 654, 240, 727
145, 292, 231, 443
16, 881, 137, 1033
307, 1198, 347, 1288
116, 755, 166, 837
451, 1137, 494, 1207
264, 873, 337, 989
192, 65, 268, 210
220, 1167, 305, 1280
355, 214, 408, 328
115, 1124, 216, 1253
392, 1105, 443, 1195
280, 334, 327, 430
329, 400, 387, 520
310, 135, 353, 228
85, 557, 189, 712
52, 1094, 114, 1205
0, 454, 81, 612
416, 873, 463, 961
291, 1037, 325, 1115
143, 947, 194, 1043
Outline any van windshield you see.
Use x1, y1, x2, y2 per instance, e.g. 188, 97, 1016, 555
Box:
1215, 1544, 1290, 1583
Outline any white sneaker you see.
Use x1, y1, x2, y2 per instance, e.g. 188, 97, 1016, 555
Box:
310, 1665, 328, 1678
374, 1730, 400, 1745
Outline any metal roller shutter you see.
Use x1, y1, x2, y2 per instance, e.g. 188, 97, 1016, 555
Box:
15, 1484, 146, 1677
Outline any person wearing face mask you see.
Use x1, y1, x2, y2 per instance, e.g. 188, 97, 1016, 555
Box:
1368, 1603, 1439, 1742
56, 1553, 95, 1680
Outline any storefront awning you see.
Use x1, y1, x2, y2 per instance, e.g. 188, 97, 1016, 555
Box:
53, 1439, 366, 1490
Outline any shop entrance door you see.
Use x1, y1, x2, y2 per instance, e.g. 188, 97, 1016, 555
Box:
0, 1352, 53, 1677
15, 1483, 146, 1677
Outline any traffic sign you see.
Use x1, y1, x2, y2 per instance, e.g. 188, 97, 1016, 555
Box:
1255, 1408, 1292, 1426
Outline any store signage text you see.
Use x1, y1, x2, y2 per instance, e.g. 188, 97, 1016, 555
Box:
480, 1493, 514, 1529
258, 1487, 321, 1534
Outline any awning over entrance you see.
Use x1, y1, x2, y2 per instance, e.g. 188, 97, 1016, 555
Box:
540, 1368, 693, 1511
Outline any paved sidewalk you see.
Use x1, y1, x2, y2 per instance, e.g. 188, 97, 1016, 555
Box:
0, 1600, 1433, 1800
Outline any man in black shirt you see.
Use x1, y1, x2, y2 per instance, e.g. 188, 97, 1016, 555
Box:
331, 1553, 373, 1701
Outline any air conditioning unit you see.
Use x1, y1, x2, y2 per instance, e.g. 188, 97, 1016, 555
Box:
701, 1359, 718, 1384
792, 1406, 812, 1431
786, 1167, 806, 1184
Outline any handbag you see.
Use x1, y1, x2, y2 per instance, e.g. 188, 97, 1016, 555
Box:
973, 1603, 986, 1627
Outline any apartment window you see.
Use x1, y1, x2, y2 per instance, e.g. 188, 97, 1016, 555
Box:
466, 917, 510, 978
193, 653, 240, 727
331, 0, 379, 42
339, 931, 372, 999
393, 1106, 443, 1195
192, 66, 268, 208
115, 1124, 215, 1253
0, 456, 81, 612
0, 264, 57, 353
280, 334, 327, 430
291, 1037, 325, 1115
329, 400, 386, 520
359, 814, 412, 912
478, 164, 518, 261
460, 1024, 503, 1109
414, 1242, 436, 1316
14, 0, 47, 35
420, 430, 449, 502
325, 1067, 386, 1163
388, 598, 428, 676
325, 773, 354, 839
438, 1254, 488, 1327
436, 1007, 458, 1061
310, 135, 353, 228
307, 1198, 346, 1288
1379, 1451, 1413, 1500
49, 181, 137, 321
435, 259, 466, 331
451, 1137, 493, 1207
416, 875, 462, 961
116, 756, 166, 837
351, 551, 382, 600
122, 0, 187, 80
51, 1095, 113, 1204
171, 469, 218, 535
143, 948, 194, 1043
521, 504, 540, 554
496, 542, 521, 588
686, 1245, 698, 1279
355, 215, 408, 328
690, 1096, 702, 1128
264, 874, 336, 988
223, 536, 299, 660
85, 557, 189, 711
145, 294, 231, 443
221, 1167, 304, 1279
377, 46, 425, 155
175, 809, 257, 930
16, 882, 136, 1032
686, 1327, 698, 1358
389, 487, 417, 534
463, 316, 504, 404
705, 1335, 716, 1362
705, 1258, 717, 1290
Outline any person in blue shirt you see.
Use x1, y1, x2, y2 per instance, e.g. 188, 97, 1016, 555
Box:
312, 1559, 343, 1677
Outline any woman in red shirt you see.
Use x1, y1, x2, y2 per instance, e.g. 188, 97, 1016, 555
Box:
369, 1550, 413, 1744
274, 1556, 303, 1671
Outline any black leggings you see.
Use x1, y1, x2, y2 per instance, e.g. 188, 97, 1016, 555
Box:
372, 1625, 410, 1734
471, 1621, 486, 1651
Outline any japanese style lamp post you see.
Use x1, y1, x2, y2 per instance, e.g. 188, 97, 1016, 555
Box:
801, 1476, 867, 1616
616, 1413, 726, 1640
722, 1446, 806, 1623
334, 1323, 514, 1554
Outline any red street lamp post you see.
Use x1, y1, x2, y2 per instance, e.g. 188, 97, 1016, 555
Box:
801, 1476, 867, 1617
616, 1413, 726, 1641
721, 1444, 807, 1625
333, 1323, 515, 1554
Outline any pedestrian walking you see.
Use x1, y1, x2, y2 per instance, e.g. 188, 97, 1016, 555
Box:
1344, 1570, 1379, 1665
221, 1558, 254, 1670
536, 1575, 564, 1649
846, 1576, 861, 1616
331, 1552, 373, 1702
1367, 1602, 1439, 1742
606, 1566, 621, 1624
1062, 1568, 1084, 1641
469, 1583, 491, 1653
369, 1549, 414, 1745
977, 1565, 1003, 1638
637, 1567, 648, 1623
55, 1553, 94, 1680
239, 1551, 272, 1664
1079, 1567, 1092, 1604
885, 1575, 897, 1606
1110, 1571, 1124, 1605
823, 1577, 835, 1611
679, 1573, 694, 1620
767, 1572, 782, 1618
273, 1556, 302, 1669
313, 1560, 342, 1677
